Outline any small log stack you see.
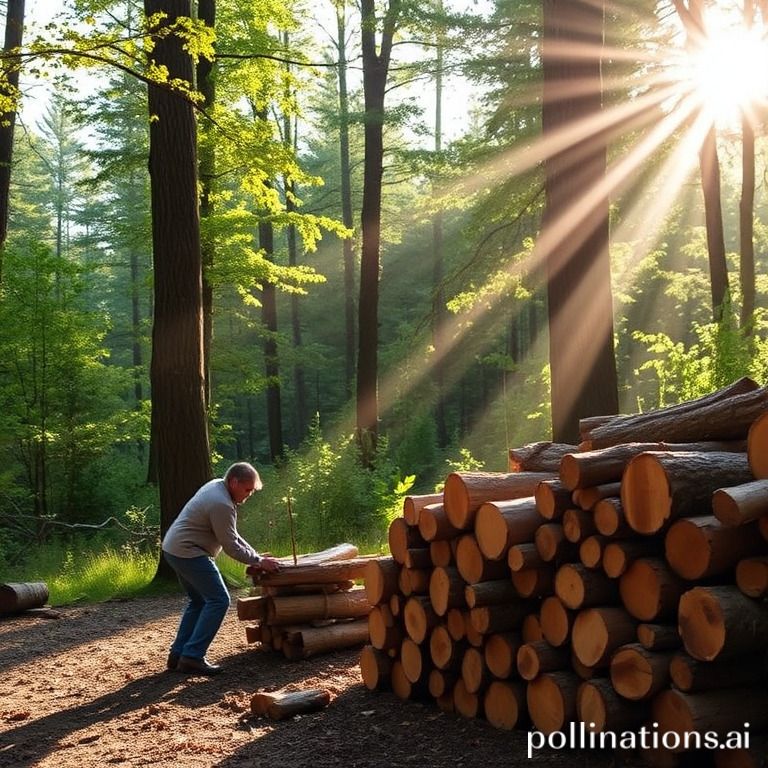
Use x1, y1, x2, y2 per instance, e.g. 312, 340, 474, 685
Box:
360, 379, 768, 762
239, 544, 377, 659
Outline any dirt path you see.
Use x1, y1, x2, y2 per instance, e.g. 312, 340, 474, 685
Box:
0, 594, 626, 767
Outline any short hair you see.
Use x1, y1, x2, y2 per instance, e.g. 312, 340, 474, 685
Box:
224, 462, 263, 490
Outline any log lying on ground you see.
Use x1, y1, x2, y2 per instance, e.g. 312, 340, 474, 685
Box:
403, 493, 443, 526
282, 619, 370, 659
713, 479, 768, 527
582, 377, 762, 450
621, 451, 753, 534
443, 471, 553, 530
508, 442, 575, 473
748, 411, 768, 480
736, 556, 768, 598
664, 516, 765, 580
250, 688, 331, 720
678, 585, 768, 661
0, 582, 49, 615
560, 441, 747, 491
279, 543, 359, 565
609, 643, 673, 700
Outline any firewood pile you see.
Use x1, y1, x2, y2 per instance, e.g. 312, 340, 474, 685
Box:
238, 544, 376, 659
360, 377, 768, 765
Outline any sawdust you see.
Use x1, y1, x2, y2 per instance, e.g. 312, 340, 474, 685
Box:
0, 593, 637, 768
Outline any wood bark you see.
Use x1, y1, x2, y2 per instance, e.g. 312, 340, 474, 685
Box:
636, 622, 681, 652
0, 581, 48, 614
418, 502, 462, 542
428, 566, 466, 616
388, 517, 425, 563
621, 451, 752, 534
748, 411, 768, 479
713, 479, 768, 527
359, 644, 391, 690
508, 542, 546, 572
572, 483, 621, 512
267, 588, 371, 626
469, 602, 535, 634
517, 640, 570, 681
678, 585, 768, 661
511, 567, 554, 599
554, 563, 619, 610
464, 580, 518, 609
508, 442, 576, 473
250, 688, 330, 720
534, 479, 572, 521
602, 538, 663, 579
593, 497, 631, 537
455, 534, 508, 584
576, 677, 651, 732
609, 643, 673, 700
665, 516, 764, 580
562, 508, 597, 543
484, 680, 526, 730
669, 650, 768, 693
403, 493, 443, 526
443, 471, 552, 530
475, 497, 542, 561
364, 557, 400, 605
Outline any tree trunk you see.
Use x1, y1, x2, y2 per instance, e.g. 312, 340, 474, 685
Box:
542, 0, 619, 443
508, 442, 576, 473
740, 111, 756, 332
145, 0, 212, 574
357, 0, 401, 465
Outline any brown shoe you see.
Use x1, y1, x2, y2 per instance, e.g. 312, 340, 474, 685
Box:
167, 652, 180, 671
177, 656, 223, 676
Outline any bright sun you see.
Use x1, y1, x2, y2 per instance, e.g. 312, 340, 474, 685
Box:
687, 24, 768, 126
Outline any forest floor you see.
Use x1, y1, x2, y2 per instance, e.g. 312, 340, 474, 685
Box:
1, 593, 659, 768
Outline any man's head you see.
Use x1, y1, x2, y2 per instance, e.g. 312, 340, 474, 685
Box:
224, 462, 263, 505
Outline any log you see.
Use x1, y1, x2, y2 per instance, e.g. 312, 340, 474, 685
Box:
418, 502, 462, 542
389, 594, 401, 618
579, 534, 608, 570
602, 538, 663, 579
368, 605, 402, 651
562, 508, 597, 543
713, 479, 768, 527
526, 670, 580, 734
560, 441, 748, 491
609, 643, 673, 700
508, 542, 546, 572
668, 650, 768, 693
571, 606, 637, 667
484, 680, 526, 730
534, 523, 576, 563
748, 411, 768, 479
0, 582, 49, 615
464, 580, 519, 609
735, 556, 768, 598
250, 688, 330, 720
540, 596, 575, 647
429, 539, 453, 567
455, 534, 509, 584
469, 602, 535, 634
251, 557, 375, 587
401, 637, 430, 684
522, 612, 544, 643
511, 568, 554, 599
554, 563, 619, 610
678, 585, 768, 661
665, 516, 765, 580
403, 493, 443, 526
403, 548, 433, 570
446, 608, 466, 641
621, 451, 753, 534
453, 677, 483, 718
474, 497, 542, 561
653, 687, 768, 741
364, 557, 400, 605
390, 659, 429, 700
260, 581, 355, 597
464, 611, 484, 647
428, 566, 466, 616
762, 516, 768, 543
517, 640, 570, 681
428, 668, 458, 698
508, 441, 575, 473
403, 596, 439, 644
244, 624, 261, 644
388, 518, 425, 564
572, 483, 622, 512
398, 567, 430, 597
443, 471, 553, 530
461, 646, 489, 694
619, 557, 687, 621
484, 631, 522, 679
576, 678, 650, 732
266, 587, 371, 625
583, 378, 763, 450
534, 479, 572, 521
636, 623, 682, 652
713, 733, 768, 768
593, 497, 631, 537
359, 645, 392, 690
429, 624, 465, 670
281, 619, 369, 659
236, 595, 268, 621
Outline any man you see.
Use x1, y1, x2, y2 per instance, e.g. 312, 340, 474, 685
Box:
162, 461, 280, 675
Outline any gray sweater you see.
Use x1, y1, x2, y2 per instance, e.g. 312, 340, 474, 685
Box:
161, 478, 262, 565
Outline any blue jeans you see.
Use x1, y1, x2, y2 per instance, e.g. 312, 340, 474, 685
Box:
164, 552, 231, 660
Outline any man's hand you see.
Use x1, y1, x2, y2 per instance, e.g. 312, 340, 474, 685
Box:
256, 556, 281, 573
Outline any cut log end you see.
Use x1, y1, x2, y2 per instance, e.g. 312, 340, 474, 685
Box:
621, 453, 672, 534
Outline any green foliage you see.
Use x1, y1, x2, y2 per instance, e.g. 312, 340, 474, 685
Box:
235, 416, 414, 554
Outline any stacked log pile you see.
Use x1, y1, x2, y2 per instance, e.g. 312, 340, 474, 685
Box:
238, 544, 376, 659
360, 378, 768, 763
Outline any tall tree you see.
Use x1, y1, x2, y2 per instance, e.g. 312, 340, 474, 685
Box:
0, 0, 25, 278
357, 0, 401, 465
144, 0, 212, 567
542, 0, 619, 442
